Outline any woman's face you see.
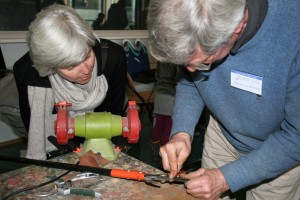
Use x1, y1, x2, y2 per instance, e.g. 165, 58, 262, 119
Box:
56, 49, 95, 85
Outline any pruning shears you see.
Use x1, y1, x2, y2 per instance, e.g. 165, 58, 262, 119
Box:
35, 173, 103, 198
56, 173, 102, 197
109, 169, 187, 187
0, 155, 201, 188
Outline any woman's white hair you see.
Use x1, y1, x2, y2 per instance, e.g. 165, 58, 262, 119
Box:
147, 0, 246, 65
27, 4, 97, 76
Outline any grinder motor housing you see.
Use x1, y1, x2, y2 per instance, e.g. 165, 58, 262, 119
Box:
54, 101, 141, 145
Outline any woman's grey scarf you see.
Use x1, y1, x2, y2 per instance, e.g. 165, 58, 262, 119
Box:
26, 59, 108, 160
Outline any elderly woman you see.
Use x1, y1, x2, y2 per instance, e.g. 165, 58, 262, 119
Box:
13, 4, 127, 160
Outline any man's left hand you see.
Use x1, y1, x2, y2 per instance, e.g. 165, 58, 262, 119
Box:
180, 168, 230, 200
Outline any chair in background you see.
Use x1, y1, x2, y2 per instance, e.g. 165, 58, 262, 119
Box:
123, 39, 155, 121
125, 73, 154, 121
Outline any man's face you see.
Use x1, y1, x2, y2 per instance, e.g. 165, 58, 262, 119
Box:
185, 38, 236, 72
56, 50, 95, 85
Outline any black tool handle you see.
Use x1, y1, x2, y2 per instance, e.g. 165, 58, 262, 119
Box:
0, 154, 112, 176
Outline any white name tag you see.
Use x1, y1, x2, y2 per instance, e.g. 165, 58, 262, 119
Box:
230, 69, 263, 95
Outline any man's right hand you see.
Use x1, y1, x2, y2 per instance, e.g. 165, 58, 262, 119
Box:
160, 132, 192, 179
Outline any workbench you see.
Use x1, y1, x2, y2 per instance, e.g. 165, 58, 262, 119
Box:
0, 152, 196, 199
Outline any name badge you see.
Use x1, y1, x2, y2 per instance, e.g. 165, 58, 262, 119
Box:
230, 69, 263, 95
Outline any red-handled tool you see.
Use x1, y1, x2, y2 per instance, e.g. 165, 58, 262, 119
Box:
0, 155, 186, 186
111, 169, 145, 181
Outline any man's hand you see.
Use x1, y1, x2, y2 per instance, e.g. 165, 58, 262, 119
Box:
180, 168, 230, 200
160, 132, 191, 179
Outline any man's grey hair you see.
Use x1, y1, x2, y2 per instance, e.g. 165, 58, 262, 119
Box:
27, 4, 97, 77
147, 0, 246, 65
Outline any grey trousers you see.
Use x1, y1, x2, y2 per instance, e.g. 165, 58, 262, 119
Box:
202, 116, 300, 200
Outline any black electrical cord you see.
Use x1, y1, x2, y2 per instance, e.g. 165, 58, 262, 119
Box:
2, 161, 79, 200
0, 154, 112, 175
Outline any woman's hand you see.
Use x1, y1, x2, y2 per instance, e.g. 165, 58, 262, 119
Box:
160, 132, 192, 179
180, 168, 230, 200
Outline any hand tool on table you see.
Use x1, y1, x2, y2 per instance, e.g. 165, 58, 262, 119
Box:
0, 154, 187, 187
54, 100, 141, 160
55, 172, 103, 198
34, 173, 103, 198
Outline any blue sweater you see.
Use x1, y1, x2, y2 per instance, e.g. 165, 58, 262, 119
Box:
171, 0, 300, 192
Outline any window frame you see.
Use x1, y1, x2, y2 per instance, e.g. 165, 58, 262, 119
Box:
0, 30, 149, 43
